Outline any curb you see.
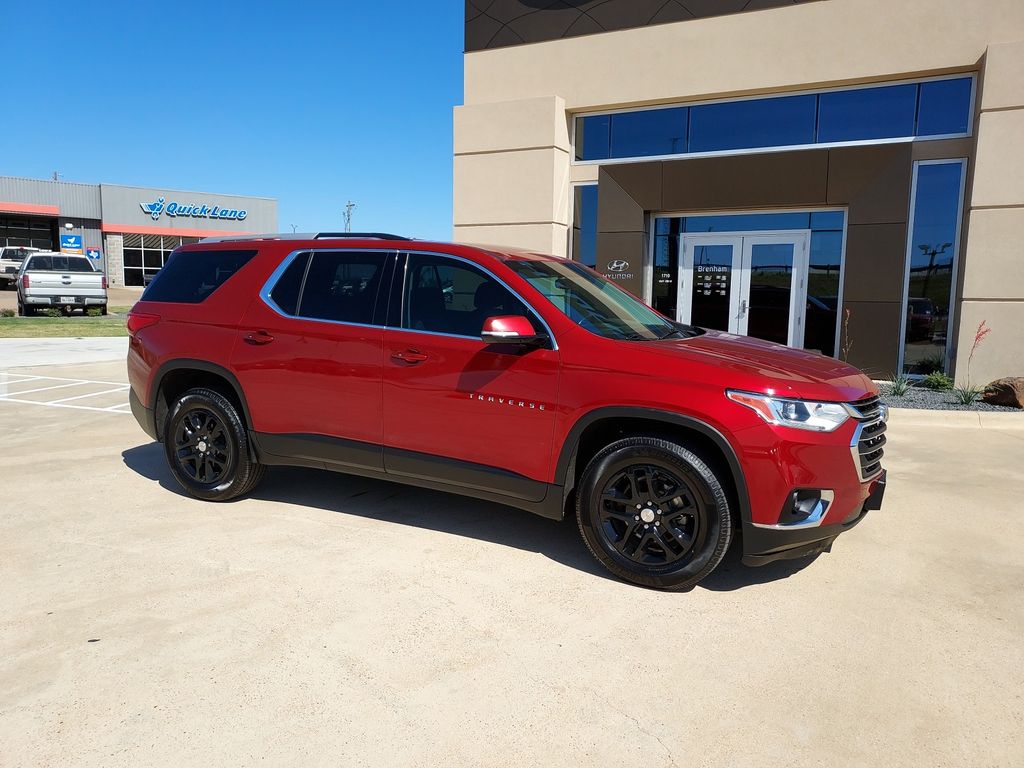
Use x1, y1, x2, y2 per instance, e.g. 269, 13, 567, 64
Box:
887, 407, 1024, 430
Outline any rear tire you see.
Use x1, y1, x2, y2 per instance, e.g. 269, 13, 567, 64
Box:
163, 387, 263, 501
576, 436, 733, 590
100, 304, 108, 316
16, 298, 25, 316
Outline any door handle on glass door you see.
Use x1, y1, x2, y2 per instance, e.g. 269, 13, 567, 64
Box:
391, 349, 428, 364
739, 299, 748, 318
244, 329, 275, 345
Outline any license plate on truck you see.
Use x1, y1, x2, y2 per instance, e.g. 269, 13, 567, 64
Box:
59, 296, 76, 303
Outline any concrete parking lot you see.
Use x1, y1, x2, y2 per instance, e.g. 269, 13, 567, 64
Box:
1, 353, 1021, 767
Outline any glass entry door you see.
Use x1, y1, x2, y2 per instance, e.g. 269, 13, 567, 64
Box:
679, 231, 811, 347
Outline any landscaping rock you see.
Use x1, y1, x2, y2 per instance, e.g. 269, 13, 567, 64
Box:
982, 377, 1024, 409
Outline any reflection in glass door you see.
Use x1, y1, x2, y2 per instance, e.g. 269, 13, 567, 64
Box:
679, 232, 810, 347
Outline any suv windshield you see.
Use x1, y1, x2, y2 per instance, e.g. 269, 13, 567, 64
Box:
506, 259, 700, 341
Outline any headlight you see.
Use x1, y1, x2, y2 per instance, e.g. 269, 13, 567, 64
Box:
726, 390, 850, 432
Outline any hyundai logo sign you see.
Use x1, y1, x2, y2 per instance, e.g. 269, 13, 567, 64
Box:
608, 260, 630, 272
140, 197, 247, 222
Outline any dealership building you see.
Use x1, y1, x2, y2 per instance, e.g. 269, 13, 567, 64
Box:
455, 0, 1024, 383
0, 176, 276, 287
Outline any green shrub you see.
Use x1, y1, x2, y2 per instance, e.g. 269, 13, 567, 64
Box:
952, 384, 983, 405
0, 308, 14, 318
922, 371, 954, 391
915, 353, 946, 375
41, 308, 63, 317
887, 371, 913, 397
86, 307, 102, 317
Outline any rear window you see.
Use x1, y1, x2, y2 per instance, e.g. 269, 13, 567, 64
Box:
141, 249, 257, 304
2, 248, 36, 262
26, 255, 95, 272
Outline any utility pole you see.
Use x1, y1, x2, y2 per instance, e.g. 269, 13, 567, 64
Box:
290, 224, 298, 233
343, 201, 356, 233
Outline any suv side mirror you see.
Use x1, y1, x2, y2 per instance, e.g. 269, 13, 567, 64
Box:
481, 315, 543, 346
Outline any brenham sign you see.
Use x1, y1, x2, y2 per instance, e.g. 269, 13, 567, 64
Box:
140, 197, 247, 222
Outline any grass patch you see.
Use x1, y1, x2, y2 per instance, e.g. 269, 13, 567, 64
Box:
0, 315, 128, 338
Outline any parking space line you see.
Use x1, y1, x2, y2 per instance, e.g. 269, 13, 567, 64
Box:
3, 381, 91, 396
48, 386, 130, 404
0, 397, 131, 414
0, 373, 127, 386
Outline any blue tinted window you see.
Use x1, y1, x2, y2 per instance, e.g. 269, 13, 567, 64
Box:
576, 115, 610, 161
902, 161, 964, 373
917, 77, 973, 136
810, 211, 845, 230
610, 107, 687, 158
573, 185, 599, 268
817, 84, 917, 142
684, 212, 810, 232
688, 94, 817, 152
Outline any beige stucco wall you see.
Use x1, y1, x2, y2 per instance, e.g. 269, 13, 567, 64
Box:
954, 38, 1024, 385
454, 0, 1024, 380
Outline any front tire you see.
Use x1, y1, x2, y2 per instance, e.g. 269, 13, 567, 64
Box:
163, 387, 264, 501
576, 436, 733, 590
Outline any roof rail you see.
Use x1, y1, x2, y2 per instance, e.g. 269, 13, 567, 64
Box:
199, 232, 411, 244
314, 232, 411, 240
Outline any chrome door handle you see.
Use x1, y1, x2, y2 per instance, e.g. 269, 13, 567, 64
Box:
739, 299, 748, 318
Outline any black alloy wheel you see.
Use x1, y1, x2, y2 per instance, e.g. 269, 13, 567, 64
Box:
173, 408, 233, 486
163, 387, 265, 501
598, 463, 707, 567
577, 436, 733, 590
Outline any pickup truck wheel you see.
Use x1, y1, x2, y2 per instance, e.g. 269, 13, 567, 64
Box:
576, 437, 733, 590
163, 387, 263, 502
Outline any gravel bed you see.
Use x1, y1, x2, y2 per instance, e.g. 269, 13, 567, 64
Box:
879, 385, 1021, 412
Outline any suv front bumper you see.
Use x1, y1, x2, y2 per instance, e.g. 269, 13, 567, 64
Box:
742, 471, 886, 566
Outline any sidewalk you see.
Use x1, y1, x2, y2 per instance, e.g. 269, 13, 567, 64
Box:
0, 337, 129, 369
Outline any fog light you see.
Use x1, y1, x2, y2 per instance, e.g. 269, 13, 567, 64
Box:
778, 489, 832, 526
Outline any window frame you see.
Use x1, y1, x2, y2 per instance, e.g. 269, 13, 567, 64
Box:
572, 73, 977, 166
393, 251, 558, 349
259, 248, 397, 329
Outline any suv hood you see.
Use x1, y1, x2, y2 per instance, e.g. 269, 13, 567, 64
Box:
641, 330, 876, 402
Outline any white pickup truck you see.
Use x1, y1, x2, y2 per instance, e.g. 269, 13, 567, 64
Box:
0, 246, 40, 288
16, 251, 107, 316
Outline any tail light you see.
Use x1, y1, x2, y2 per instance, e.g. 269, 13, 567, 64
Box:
126, 311, 160, 337
21, 274, 29, 290
101, 275, 107, 289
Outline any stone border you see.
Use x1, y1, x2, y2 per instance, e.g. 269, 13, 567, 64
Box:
887, 408, 1024, 429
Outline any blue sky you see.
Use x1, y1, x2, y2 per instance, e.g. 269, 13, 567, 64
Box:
4, 1, 464, 240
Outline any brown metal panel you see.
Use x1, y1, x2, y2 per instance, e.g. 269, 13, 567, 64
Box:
605, 162, 664, 212
838, 301, 903, 377
841, 223, 910, 304
827, 144, 912, 225
660, 150, 829, 212
597, 169, 645, 233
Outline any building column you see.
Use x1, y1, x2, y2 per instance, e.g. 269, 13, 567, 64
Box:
453, 95, 570, 257
105, 235, 124, 287
955, 39, 1024, 384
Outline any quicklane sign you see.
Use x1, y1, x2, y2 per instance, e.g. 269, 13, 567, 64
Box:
140, 196, 247, 222
60, 234, 83, 254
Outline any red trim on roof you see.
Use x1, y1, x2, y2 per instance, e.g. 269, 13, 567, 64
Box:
0, 201, 60, 216
101, 223, 253, 237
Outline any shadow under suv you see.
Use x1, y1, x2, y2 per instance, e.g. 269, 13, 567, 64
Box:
127, 233, 886, 590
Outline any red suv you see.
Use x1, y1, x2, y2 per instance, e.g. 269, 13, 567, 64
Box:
127, 233, 886, 590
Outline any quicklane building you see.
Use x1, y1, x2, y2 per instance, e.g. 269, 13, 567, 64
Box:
454, 0, 1024, 383
0, 176, 276, 287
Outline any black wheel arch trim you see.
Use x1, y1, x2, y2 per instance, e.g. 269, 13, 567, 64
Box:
555, 407, 752, 528
150, 359, 254, 444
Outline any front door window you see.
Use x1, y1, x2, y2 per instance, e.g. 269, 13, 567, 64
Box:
679, 231, 810, 348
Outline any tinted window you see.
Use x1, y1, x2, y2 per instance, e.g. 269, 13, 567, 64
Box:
572, 185, 599, 268
269, 252, 310, 315
817, 84, 917, 142
142, 249, 256, 303
917, 77, 973, 136
297, 251, 385, 324
3, 248, 34, 262
610, 107, 687, 158
688, 94, 816, 152
576, 114, 610, 161
26, 255, 95, 272
402, 254, 529, 338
